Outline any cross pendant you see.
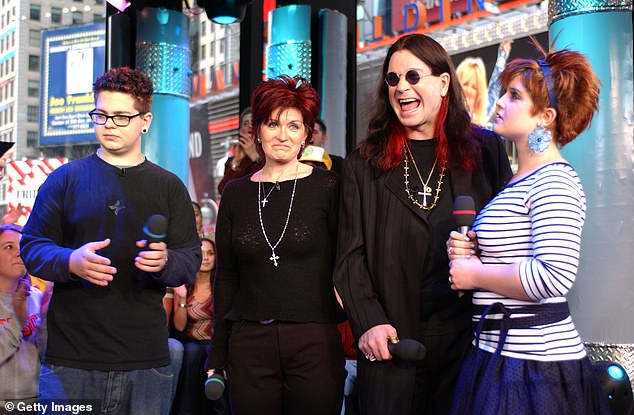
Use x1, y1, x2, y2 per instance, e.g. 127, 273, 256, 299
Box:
418, 186, 432, 207
261, 198, 269, 208
270, 252, 280, 267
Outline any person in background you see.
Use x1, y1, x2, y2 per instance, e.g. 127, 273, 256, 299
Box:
447, 47, 609, 415
207, 75, 345, 415
217, 108, 263, 195
163, 286, 184, 410
172, 237, 229, 415
311, 118, 343, 176
191, 201, 204, 238
0, 224, 51, 406
20, 67, 201, 415
456, 40, 512, 127
300, 144, 333, 171
333, 33, 512, 415
1, 203, 27, 226
338, 320, 359, 415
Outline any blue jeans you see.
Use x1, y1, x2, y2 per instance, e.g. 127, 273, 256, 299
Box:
168, 338, 184, 404
38, 363, 173, 415
341, 360, 358, 415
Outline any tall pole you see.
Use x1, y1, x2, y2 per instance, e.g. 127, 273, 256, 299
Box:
136, 7, 191, 184
239, 1, 264, 113
550, 0, 633, 381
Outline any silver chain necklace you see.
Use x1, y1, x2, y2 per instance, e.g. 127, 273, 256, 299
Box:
259, 181, 279, 207
257, 165, 299, 267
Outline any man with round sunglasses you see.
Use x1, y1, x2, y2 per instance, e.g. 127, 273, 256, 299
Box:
20, 67, 201, 415
334, 34, 512, 415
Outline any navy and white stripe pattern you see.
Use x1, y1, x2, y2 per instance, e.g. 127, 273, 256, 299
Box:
472, 162, 587, 361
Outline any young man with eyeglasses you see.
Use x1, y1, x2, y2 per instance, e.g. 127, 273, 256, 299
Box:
333, 34, 512, 415
20, 67, 201, 415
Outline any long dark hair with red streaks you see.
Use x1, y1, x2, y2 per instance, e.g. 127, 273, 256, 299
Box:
360, 34, 480, 172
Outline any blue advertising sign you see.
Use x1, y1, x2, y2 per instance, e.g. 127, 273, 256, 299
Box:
40, 23, 105, 146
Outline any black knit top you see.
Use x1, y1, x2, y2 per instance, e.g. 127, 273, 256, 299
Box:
206, 167, 342, 369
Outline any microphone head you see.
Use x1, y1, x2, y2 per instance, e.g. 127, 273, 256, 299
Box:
143, 214, 168, 243
388, 338, 427, 361
453, 195, 476, 228
205, 373, 226, 400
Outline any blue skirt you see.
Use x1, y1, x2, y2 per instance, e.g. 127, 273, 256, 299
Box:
450, 346, 611, 415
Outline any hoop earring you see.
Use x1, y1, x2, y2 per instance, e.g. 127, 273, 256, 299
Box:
142, 128, 148, 134
528, 125, 552, 153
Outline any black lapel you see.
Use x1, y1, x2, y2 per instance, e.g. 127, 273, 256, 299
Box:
448, 166, 474, 208
384, 163, 430, 224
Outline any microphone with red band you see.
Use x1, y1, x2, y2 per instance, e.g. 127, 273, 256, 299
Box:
453, 196, 476, 235
452, 196, 476, 298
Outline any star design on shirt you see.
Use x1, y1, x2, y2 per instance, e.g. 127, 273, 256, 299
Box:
109, 200, 125, 216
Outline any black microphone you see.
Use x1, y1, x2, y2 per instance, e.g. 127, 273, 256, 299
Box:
453, 195, 476, 236
143, 214, 167, 244
452, 196, 476, 298
387, 339, 427, 361
205, 372, 226, 400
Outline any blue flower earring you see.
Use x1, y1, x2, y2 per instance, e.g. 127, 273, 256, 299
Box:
528, 125, 552, 153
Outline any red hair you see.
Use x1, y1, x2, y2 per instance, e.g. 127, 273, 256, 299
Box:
250, 75, 320, 152
499, 48, 600, 146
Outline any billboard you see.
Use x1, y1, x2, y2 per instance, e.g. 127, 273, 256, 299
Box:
40, 23, 106, 146
3, 158, 68, 222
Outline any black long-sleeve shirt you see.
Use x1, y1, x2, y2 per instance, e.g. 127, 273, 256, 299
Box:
20, 154, 201, 370
206, 167, 342, 369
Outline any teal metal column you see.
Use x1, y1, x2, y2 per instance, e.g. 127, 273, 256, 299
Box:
267, 5, 312, 81
550, 0, 633, 379
136, 8, 191, 183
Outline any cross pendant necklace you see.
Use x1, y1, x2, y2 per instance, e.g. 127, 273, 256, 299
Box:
403, 143, 445, 211
269, 252, 280, 266
260, 181, 278, 208
257, 164, 299, 267
417, 186, 432, 207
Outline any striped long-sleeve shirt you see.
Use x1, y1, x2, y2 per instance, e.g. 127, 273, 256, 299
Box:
471, 162, 587, 361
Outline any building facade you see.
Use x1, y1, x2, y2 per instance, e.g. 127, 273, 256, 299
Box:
0, 0, 105, 160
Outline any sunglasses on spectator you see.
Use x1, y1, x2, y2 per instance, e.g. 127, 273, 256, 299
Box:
384, 70, 435, 87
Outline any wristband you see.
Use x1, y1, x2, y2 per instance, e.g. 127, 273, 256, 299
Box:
179, 303, 192, 308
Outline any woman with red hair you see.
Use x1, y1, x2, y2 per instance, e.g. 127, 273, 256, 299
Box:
447, 48, 609, 414
333, 33, 512, 415
206, 76, 345, 415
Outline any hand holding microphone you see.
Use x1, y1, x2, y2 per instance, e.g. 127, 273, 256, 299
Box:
449, 196, 479, 295
388, 338, 427, 361
360, 325, 427, 362
135, 214, 169, 272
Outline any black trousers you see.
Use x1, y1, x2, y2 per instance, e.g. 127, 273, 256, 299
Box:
227, 321, 345, 415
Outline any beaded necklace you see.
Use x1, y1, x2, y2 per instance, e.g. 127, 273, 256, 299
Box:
403, 143, 446, 211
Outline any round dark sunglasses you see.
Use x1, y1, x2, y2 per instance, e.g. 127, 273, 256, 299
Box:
384, 70, 434, 87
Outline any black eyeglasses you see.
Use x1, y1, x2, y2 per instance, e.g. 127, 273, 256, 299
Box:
384, 70, 435, 87
88, 111, 144, 127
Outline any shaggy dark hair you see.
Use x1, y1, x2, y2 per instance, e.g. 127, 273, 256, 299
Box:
93, 67, 154, 113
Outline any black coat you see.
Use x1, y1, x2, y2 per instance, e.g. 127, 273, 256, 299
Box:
334, 128, 512, 414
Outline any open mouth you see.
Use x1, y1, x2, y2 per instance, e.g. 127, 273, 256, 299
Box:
399, 98, 421, 112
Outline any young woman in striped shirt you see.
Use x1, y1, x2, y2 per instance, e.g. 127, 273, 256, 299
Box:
446, 47, 610, 415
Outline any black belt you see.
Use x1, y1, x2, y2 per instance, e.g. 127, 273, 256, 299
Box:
473, 301, 570, 333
